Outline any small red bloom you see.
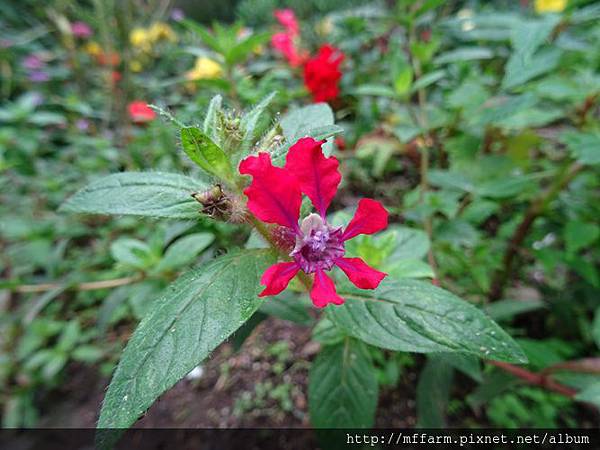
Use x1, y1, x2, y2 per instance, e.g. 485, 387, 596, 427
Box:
274, 9, 299, 36
271, 9, 307, 67
128, 101, 156, 123
111, 71, 122, 84
303, 44, 344, 103
240, 137, 388, 308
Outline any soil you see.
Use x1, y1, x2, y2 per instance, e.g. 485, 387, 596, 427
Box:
7, 315, 594, 450
35, 317, 420, 430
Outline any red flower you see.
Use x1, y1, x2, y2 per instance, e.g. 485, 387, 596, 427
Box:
128, 101, 156, 123
240, 137, 388, 308
274, 9, 299, 36
271, 9, 307, 67
111, 71, 122, 84
303, 44, 344, 103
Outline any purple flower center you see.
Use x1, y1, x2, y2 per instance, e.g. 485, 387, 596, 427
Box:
291, 214, 344, 273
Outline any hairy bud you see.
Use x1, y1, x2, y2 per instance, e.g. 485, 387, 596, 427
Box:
191, 185, 247, 223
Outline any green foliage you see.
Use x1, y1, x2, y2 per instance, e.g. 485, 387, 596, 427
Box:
61, 172, 206, 218
308, 338, 378, 428
96, 249, 275, 448
3, 0, 600, 437
329, 279, 527, 362
180, 127, 233, 180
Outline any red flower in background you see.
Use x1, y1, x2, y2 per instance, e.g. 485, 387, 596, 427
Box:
271, 9, 307, 67
240, 137, 388, 308
274, 9, 299, 36
128, 101, 156, 123
303, 44, 344, 103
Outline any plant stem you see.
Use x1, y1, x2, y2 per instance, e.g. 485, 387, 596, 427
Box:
9, 275, 142, 294
488, 162, 583, 301
408, 22, 439, 283
488, 360, 577, 398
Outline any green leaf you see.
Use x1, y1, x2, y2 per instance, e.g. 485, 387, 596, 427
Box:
308, 338, 378, 428
411, 70, 446, 92
390, 50, 413, 96
510, 15, 559, 56
503, 47, 562, 90
96, 249, 275, 448
240, 92, 276, 150
436, 352, 482, 382
560, 131, 600, 166
259, 292, 313, 325
564, 221, 600, 255
227, 31, 271, 65
180, 127, 233, 179
484, 299, 545, 322
110, 238, 153, 269
61, 172, 205, 219
183, 20, 221, 53
352, 84, 397, 97
155, 232, 214, 272
280, 103, 334, 144
575, 382, 600, 408
434, 47, 493, 65
203, 95, 222, 142
389, 226, 430, 261
386, 259, 435, 279
328, 279, 527, 362
312, 318, 346, 346
593, 307, 600, 350
417, 355, 453, 427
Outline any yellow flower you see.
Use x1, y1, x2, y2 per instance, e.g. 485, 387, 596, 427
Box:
130, 27, 150, 48
130, 60, 143, 72
534, 0, 567, 13
148, 22, 176, 43
185, 57, 223, 81
84, 41, 102, 57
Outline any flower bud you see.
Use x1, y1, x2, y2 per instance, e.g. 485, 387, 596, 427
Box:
191, 185, 246, 223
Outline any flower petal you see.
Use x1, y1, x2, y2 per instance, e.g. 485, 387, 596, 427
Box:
240, 152, 301, 231
342, 198, 389, 241
284, 137, 341, 218
259, 261, 300, 297
310, 269, 344, 308
335, 257, 387, 289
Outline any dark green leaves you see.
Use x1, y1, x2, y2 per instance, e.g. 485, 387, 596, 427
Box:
60, 172, 205, 218
561, 131, 600, 166
329, 278, 527, 363
180, 126, 233, 179
96, 249, 275, 448
309, 339, 378, 428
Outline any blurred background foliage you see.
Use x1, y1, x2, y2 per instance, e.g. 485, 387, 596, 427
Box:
1, 0, 599, 430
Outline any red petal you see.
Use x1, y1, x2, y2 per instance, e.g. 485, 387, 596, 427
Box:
342, 198, 389, 241
240, 152, 301, 231
274, 9, 299, 36
284, 137, 341, 218
259, 262, 300, 297
310, 269, 344, 308
335, 257, 387, 289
